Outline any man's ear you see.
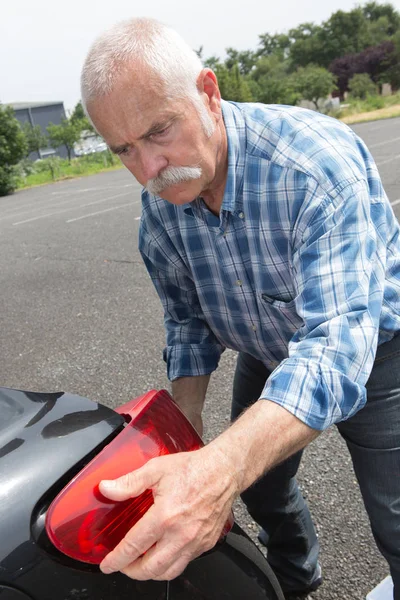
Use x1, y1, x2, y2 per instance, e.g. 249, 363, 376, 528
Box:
196, 69, 222, 116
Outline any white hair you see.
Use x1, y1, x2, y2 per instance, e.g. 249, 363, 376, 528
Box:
81, 18, 215, 136
146, 165, 202, 195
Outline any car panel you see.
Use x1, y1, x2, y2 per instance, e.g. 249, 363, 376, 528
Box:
0, 387, 124, 568
0, 388, 283, 599
170, 524, 284, 600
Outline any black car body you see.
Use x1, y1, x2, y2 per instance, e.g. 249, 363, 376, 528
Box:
0, 387, 284, 600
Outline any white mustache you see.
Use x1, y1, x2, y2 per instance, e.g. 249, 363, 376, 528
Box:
146, 165, 202, 195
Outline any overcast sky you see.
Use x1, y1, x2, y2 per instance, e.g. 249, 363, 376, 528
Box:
2, 0, 400, 111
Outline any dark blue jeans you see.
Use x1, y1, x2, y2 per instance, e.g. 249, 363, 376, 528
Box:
232, 333, 400, 598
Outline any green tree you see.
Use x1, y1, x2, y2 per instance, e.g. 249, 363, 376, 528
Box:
287, 4, 400, 70
203, 55, 222, 70
70, 100, 94, 133
363, 2, 400, 36
384, 30, 400, 89
214, 63, 253, 102
22, 122, 48, 157
35, 156, 62, 180
250, 55, 300, 105
47, 119, 81, 162
225, 48, 258, 75
287, 23, 325, 69
0, 104, 27, 195
257, 32, 291, 60
348, 73, 378, 98
294, 65, 337, 110
317, 8, 371, 67
70, 101, 86, 122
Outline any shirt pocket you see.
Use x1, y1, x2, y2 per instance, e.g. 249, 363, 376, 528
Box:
259, 293, 304, 332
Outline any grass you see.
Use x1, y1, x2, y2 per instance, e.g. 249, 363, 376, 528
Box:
337, 91, 400, 124
340, 104, 400, 124
16, 151, 123, 190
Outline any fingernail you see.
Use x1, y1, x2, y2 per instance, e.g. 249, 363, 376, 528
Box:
100, 480, 116, 489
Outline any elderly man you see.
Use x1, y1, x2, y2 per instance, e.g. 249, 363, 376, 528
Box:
81, 18, 400, 600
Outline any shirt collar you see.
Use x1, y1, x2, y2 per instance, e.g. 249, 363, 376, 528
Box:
183, 100, 246, 219
220, 100, 246, 214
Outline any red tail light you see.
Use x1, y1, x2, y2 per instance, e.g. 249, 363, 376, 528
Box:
45, 389, 233, 564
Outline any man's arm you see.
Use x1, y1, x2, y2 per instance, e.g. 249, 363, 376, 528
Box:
172, 375, 210, 436
208, 398, 319, 493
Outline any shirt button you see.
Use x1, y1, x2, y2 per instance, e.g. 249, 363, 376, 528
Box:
238, 211, 245, 219
271, 361, 279, 368
251, 324, 257, 331
236, 279, 242, 286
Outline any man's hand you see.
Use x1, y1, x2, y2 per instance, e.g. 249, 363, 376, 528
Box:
98, 445, 238, 581
99, 399, 318, 582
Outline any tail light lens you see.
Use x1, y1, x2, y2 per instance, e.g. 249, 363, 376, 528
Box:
45, 389, 233, 564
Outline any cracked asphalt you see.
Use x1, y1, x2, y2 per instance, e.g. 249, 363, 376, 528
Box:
1, 117, 400, 600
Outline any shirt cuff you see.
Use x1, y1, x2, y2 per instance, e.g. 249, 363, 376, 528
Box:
260, 357, 367, 431
163, 343, 224, 381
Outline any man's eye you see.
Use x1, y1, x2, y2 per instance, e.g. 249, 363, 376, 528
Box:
152, 125, 171, 139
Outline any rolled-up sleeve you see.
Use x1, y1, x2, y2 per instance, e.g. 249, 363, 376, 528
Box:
261, 179, 388, 430
139, 215, 224, 381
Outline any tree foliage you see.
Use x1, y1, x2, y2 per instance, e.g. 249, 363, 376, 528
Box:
250, 55, 300, 105
257, 33, 291, 60
22, 122, 48, 157
330, 40, 396, 95
256, 1, 400, 70
383, 30, 400, 89
285, 23, 326, 69
0, 104, 27, 195
199, 2, 400, 105
47, 119, 81, 162
213, 63, 253, 102
294, 65, 337, 109
224, 48, 257, 75
70, 100, 94, 133
348, 73, 378, 98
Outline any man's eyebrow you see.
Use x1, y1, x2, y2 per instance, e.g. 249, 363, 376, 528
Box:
109, 117, 177, 154
138, 119, 171, 140
109, 143, 129, 154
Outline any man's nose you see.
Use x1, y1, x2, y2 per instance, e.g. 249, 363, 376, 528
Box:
138, 148, 168, 182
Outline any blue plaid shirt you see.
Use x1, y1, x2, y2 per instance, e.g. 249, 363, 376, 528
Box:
139, 100, 400, 430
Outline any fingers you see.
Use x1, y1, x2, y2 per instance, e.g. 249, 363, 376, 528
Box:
122, 544, 193, 581
99, 461, 159, 502
98, 451, 234, 581
100, 505, 162, 574
101, 510, 217, 580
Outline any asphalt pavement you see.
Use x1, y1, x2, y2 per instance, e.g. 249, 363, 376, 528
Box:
1, 116, 400, 600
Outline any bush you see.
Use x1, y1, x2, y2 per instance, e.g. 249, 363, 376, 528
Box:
0, 165, 19, 196
363, 94, 385, 110
348, 73, 378, 99
35, 157, 62, 180
17, 158, 37, 177
0, 104, 27, 196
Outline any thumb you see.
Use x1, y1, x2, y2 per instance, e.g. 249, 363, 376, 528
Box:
99, 462, 159, 501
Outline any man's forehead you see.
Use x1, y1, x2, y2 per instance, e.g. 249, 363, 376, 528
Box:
89, 88, 184, 146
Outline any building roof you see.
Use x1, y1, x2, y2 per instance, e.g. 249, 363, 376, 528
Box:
7, 101, 64, 110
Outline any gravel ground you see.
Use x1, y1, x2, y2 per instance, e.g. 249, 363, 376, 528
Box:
1, 117, 400, 599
